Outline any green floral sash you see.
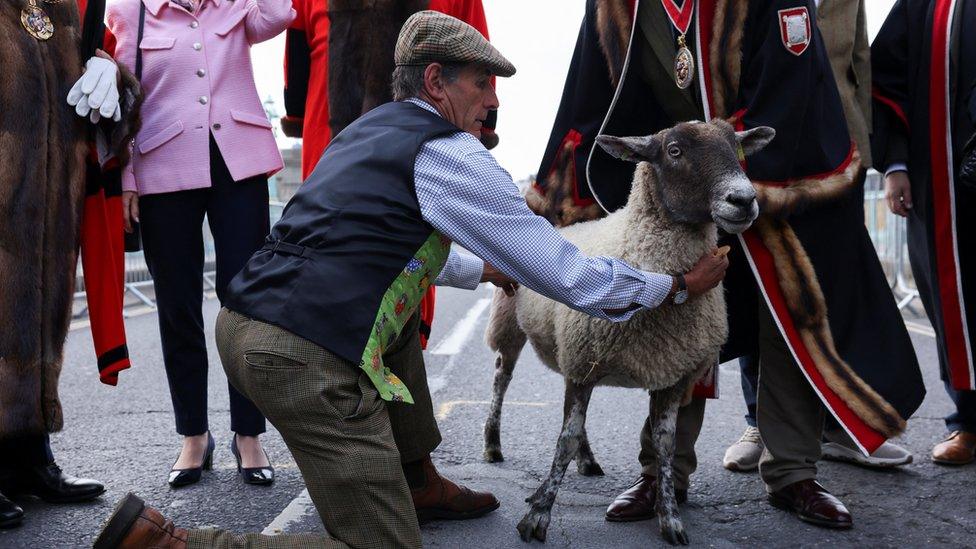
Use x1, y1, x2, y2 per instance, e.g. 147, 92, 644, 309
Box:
358, 231, 452, 403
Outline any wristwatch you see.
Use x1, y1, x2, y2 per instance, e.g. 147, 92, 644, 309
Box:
671, 274, 688, 305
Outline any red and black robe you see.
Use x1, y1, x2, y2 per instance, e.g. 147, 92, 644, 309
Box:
872, 0, 976, 392
534, 0, 924, 452
282, 0, 491, 348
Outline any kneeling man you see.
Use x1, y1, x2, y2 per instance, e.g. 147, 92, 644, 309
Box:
94, 11, 727, 549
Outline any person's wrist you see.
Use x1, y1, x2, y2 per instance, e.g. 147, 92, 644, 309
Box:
665, 275, 678, 299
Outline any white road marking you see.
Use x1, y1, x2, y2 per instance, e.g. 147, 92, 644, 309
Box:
429, 297, 492, 356
262, 489, 317, 536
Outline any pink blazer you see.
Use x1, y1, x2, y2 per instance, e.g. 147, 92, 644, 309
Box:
108, 0, 295, 195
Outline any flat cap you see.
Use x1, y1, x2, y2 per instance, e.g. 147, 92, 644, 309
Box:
395, 10, 516, 78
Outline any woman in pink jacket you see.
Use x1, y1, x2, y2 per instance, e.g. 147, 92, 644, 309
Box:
107, 0, 295, 488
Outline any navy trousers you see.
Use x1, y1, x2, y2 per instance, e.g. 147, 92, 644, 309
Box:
139, 136, 269, 437
0, 435, 54, 470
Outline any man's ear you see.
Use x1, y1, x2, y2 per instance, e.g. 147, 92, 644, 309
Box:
735, 126, 776, 156
422, 63, 447, 99
595, 134, 660, 163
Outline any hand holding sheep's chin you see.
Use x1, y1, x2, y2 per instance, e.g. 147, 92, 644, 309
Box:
684, 248, 730, 297
482, 261, 519, 296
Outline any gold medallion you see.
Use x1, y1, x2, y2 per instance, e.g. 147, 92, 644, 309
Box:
661, 1, 697, 89
674, 39, 695, 90
21, 1, 54, 41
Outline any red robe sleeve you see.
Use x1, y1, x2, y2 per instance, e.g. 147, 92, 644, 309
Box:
79, 0, 132, 384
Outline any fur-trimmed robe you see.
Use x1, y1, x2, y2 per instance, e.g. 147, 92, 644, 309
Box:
532, 0, 925, 452
0, 0, 138, 436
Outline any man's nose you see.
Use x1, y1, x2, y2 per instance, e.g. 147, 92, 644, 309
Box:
486, 85, 499, 110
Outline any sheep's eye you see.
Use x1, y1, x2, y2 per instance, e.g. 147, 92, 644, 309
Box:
667, 144, 682, 158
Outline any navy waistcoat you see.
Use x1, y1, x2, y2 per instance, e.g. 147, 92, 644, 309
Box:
224, 102, 460, 394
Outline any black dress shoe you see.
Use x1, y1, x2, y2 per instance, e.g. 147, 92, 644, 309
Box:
17, 463, 105, 503
605, 475, 688, 522
0, 492, 23, 529
768, 479, 853, 529
168, 433, 215, 488
231, 435, 274, 486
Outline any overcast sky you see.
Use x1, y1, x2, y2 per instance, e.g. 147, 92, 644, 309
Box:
250, 0, 899, 179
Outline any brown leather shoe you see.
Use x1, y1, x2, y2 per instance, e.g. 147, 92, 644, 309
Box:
605, 474, 688, 522
768, 479, 852, 529
411, 457, 499, 523
93, 493, 188, 549
932, 431, 976, 465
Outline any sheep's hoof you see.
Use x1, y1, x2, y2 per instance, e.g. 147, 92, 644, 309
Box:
516, 506, 551, 542
484, 445, 505, 463
575, 458, 604, 477
659, 516, 689, 546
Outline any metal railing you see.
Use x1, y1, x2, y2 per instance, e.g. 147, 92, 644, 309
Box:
863, 170, 920, 311
73, 183, 921, 314
73, 201, 285, 316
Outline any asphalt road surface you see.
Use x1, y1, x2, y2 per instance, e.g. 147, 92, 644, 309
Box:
1, 285, 973, 548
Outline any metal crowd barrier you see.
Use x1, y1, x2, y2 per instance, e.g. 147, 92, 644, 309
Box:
73, 201, 285, 316
73, 183, 920, 314
863, 170, 920, 311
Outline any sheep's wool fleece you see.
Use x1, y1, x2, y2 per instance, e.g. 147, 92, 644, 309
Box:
516, 166, 726, 391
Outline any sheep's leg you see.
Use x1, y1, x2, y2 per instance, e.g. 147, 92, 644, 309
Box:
518, 380, 595, 542
650, 380, 692, 546
561, 391, 603, 476
483, 291, 528, 463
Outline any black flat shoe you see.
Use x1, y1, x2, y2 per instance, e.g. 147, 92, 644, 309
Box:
231, 435, 274, 486
168, 433, 215, 488
0, 492, 23, 529
16, 463, 105, 503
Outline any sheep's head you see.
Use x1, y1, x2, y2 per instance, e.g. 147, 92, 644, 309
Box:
596, 119, 774, 234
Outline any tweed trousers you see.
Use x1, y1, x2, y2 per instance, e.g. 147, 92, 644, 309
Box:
638, 301, 825, 492
196, 307, 423, 549
384, 314, 442, 463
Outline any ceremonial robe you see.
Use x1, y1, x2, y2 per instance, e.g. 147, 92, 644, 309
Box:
872, 0, 976, 391
533, 0, 924, 452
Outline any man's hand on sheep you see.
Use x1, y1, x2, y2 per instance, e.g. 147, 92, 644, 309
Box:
683, 247, 730, 298
482, 262, 519, 296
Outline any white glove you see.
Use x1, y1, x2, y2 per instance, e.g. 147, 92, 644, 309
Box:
67, 56, 122, 123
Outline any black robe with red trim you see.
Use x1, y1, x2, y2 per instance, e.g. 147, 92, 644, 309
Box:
534, 0, 924, 452
872, 0, 976, 392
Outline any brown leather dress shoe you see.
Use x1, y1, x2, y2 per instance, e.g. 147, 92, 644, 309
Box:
768, 479, 852, 529
605, 474, 688, 522
411, 457, 499, 523
93, 493, 188, 549
932, 431, 976, 465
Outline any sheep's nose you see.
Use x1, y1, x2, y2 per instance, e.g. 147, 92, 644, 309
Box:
725, 187, 757, 208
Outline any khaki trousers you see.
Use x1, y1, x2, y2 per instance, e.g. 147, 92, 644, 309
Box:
189, 308, 424, 549
638, 302, 824, 492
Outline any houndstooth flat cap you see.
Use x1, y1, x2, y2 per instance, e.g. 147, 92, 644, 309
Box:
395, 10, 516, 77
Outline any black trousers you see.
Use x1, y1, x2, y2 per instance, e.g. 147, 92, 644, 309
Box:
0, 434, 53, 470
140, 136, 269, 436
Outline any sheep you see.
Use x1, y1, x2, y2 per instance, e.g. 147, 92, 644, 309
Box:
482, 119, 775, 545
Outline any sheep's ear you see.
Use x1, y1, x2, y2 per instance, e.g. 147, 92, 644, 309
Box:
596, 134, 660, 163
735, 126, 776, 156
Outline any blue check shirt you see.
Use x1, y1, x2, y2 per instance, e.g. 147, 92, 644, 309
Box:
410, 99, 673, 321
